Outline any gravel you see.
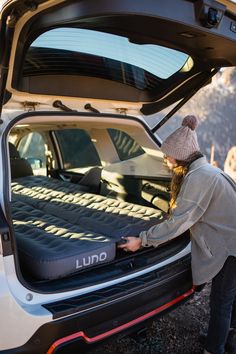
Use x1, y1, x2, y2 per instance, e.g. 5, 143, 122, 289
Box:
89, 283, 211, 354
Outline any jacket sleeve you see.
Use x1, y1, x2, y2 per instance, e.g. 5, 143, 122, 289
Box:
139, 168, 220, 248
139, 195, 205, 248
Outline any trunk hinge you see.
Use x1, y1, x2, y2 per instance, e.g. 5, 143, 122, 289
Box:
22, 101, 39, 111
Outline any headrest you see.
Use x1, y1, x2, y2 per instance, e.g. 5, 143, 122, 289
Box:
9, 142, 20, 159
9, 142, 33, 178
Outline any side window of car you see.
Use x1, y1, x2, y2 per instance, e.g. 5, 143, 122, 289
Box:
17, 132, 47, 175
108, 128, 145, 161
54, 129, 101, 169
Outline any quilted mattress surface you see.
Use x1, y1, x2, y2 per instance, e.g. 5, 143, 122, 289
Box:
11, 176, 166, 280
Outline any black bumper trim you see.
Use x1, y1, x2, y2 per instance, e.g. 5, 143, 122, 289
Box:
47, 286, 195, 353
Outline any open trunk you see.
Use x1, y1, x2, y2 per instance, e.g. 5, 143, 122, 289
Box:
7, 112, 190, 293
11, 174, 190, 293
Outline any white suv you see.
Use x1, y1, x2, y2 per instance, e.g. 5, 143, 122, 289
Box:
0, 0, 235, 353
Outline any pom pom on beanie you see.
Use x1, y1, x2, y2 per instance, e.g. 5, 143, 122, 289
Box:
161, 114, 200, 161
182, 115, 198, 130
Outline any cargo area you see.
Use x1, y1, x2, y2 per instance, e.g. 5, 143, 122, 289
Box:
6, 114, 191, 293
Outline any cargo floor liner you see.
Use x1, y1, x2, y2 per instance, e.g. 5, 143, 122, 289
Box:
11, 176, 166, 280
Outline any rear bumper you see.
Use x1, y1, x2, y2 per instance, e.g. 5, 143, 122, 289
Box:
3, 255, 194, 354
48, 287, 195, 354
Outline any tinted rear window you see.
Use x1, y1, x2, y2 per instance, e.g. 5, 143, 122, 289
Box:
23, 28, 190, 91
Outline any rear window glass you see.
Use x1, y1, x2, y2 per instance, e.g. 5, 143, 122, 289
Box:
108, 129, 145, 161
55, 129, 101, 169
24, 28, 191, 91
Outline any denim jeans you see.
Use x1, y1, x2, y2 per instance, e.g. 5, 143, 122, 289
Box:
205, 256, 236, 354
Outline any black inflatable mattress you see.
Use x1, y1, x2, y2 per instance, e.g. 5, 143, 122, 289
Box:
11, 176, 166, 280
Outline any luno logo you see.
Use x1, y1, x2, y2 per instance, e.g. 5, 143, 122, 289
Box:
76, 252, 107, 269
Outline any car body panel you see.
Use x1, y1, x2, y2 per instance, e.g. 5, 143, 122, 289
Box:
1, 252, 193, 353
0, 1, 235, 352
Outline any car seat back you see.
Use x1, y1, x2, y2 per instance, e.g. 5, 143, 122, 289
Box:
9, 143, 33, 179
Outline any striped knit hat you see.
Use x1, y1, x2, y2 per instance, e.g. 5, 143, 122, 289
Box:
161, 115, 200, 161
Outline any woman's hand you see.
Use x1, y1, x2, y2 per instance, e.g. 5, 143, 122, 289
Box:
117, 236, 142, 252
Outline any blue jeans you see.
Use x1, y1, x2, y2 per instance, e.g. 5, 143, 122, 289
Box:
205, 256, 236, 354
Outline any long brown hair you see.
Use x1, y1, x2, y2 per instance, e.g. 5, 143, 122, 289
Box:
169, 151, 203, 211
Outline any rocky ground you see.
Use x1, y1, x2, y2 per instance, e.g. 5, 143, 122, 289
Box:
89, 283, 211, 354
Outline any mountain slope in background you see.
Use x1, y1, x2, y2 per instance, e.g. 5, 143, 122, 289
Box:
146, 68, 236, 169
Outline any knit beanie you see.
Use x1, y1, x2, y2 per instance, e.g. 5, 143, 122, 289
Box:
161, 115, 200, 161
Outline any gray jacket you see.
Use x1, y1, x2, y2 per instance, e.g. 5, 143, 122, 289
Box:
139, 157, 236, 285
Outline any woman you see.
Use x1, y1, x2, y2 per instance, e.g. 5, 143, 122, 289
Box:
118, 115, 236, 354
